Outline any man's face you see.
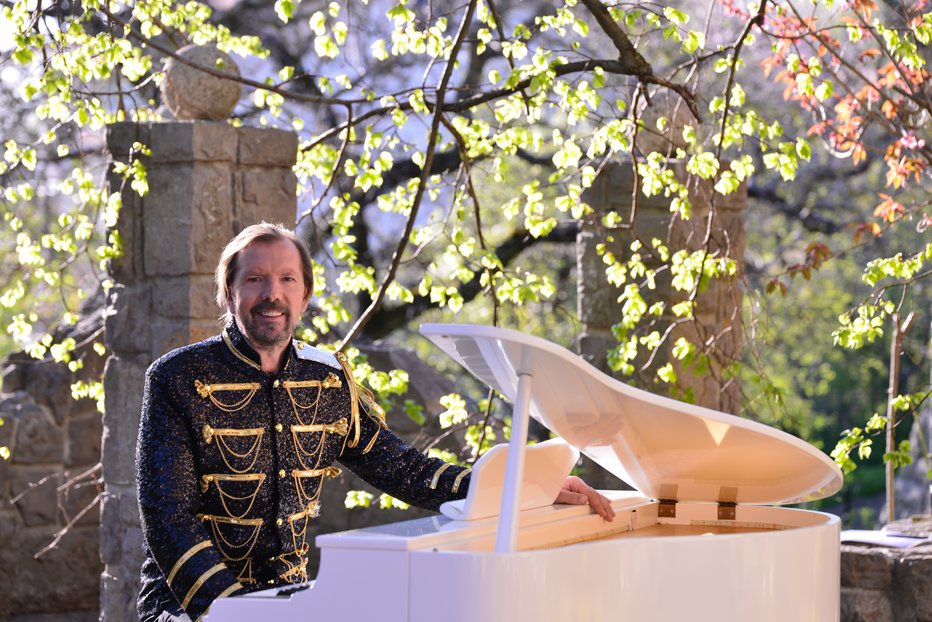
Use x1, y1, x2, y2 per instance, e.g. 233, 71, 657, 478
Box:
228, 239, 311, 352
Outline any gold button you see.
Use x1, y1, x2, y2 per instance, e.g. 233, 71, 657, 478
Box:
273, 379, 280, 387
278, 469, 286, 478
275, 423, 283, 432
276, 518, 283, 526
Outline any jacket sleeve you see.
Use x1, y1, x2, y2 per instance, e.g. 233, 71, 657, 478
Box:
338, 397, 471, 511
136, 364, 243, 621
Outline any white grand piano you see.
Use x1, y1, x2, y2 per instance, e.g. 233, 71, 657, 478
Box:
206, 323, 843, 621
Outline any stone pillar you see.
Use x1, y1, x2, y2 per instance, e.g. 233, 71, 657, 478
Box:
577, 159, 746, 414
100, 121, 297, 621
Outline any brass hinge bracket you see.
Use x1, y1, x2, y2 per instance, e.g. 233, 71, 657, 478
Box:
717, 501, 737, 521
657, 498, 677, 518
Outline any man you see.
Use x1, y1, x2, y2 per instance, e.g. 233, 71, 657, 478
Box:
136, 223, 613, 622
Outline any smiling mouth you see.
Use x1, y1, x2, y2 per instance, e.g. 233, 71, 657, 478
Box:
252, 304, 288, 320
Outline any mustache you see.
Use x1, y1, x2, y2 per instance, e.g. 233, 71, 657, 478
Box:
250, 302, 289, 315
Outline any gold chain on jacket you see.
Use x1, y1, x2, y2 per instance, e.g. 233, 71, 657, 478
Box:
284, 508, 315, 568
273, 549, 309, 585
200, 473, 266, 519
290, 418, 348, 470
202, 424, 264, 474
194, 380, 261, 412
282, 373, 342, 426
233, 557, 255, 585
291, 466, 341, 515
197, 514, 263, 562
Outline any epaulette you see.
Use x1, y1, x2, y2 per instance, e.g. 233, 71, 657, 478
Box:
292, 340, 341, 370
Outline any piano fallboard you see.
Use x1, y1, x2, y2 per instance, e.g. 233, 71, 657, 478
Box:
205, 493, 840, 622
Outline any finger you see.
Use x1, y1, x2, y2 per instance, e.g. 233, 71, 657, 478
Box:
591, 493, 615, 522
555, 490, 589, 506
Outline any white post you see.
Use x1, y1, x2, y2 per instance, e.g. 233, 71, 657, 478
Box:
495, 369, 533, 553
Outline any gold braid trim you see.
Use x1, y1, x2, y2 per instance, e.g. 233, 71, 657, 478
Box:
430, 463, 453, 490
358, 386, 388, 428
362, 426, 380, 454
335, 352, 361, 448
452, 468, 472, 494
215, 581, 243, 600
182, 563, 226, 610
222, 331, 261, 371
167, 541, 212, 588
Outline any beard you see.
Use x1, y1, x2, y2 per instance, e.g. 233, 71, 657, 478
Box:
238, 301, 296, 350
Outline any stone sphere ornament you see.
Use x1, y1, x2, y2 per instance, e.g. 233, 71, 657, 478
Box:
161, 44, 242, 121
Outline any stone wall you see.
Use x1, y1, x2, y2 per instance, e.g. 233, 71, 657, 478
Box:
841, 517, 932, 622
0, 301, 106, 618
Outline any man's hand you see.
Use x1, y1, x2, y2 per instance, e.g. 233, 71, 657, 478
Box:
556, 476, 615, 521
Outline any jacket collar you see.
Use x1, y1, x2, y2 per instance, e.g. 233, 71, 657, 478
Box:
221, 320, 293, 373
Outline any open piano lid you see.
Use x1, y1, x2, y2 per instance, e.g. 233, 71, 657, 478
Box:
421, 323, 842, 507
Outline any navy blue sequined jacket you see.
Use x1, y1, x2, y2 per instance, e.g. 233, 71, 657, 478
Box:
136, 322, 471, 621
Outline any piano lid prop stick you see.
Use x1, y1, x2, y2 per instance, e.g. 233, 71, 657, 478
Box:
495, 368, 533, 553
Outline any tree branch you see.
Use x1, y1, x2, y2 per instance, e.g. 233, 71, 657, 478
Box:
361, 221, 580, 340
340, 0, 480, 348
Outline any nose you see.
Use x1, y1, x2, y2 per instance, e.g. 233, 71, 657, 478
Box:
261, 278, 282, 302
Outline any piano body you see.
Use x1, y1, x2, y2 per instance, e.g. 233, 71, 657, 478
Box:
205, 324, 843, 622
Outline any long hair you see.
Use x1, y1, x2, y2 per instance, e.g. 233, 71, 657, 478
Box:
215, 223, 313, 323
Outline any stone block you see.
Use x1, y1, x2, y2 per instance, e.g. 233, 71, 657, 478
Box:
191, 162, 235, 267
60, 469, 102, 528
119, 490, 141, 526
234, 168, 297, 230
143, 163, 234, 276
1, 360, 26, 392
237, 126, 298, 167
840, 587, 892, 622
150, 317, 223, 359
124, 525, 145, 569
149, 121, 238, 164
12, 401, 62, 464
10, 465, 61, 527
102, 357, 147, 487
105, 284, 153, 354
100, 569, 140, 622
142, 165, 193, 275
575, 229, 623, 329
151, 274, 222, 320
65, 412, 103, 468
898, 549, 932, 620
0, 515, 11, 617
25, 361, 75, 426
106, 122, 152, 158
108, 188, 145, 282
190, 318, 224, 345
840, 545, 897, 589
99, 492, 124, 567
0, 410, 13, 496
